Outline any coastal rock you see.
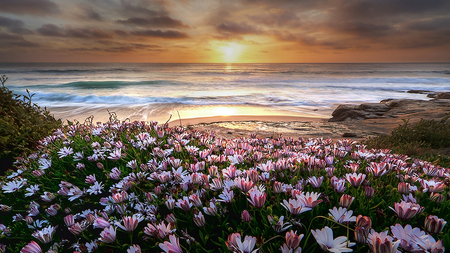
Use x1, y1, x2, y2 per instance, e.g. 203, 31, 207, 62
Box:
329, 103, 391, 122
436, 92, 450, 99
407, 90, 431, 94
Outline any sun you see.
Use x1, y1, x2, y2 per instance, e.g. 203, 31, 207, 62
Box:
219, 43, 245, 62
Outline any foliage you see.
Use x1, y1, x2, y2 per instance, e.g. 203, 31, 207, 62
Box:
0, 75, 62, 172
0, 120, 448, 252
365, 114, 450, 168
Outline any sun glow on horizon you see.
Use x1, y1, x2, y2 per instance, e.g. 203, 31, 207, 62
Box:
219, 43, 245, 63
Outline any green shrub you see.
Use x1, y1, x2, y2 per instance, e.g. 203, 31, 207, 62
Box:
0, 75, 62, 173
365, 114, 450, 167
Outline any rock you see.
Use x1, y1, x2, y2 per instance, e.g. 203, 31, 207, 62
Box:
436, 92, 450, 99
329, 103, 391, 122
359, 103, 390, 112
427, 93, 438, 98
407, 90, 431, 94
331, 104, 360, 117
342, 132, 357, 137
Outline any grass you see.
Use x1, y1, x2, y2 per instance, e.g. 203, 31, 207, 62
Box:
365, 114, 450, 168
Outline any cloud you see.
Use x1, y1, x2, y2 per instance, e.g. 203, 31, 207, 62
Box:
216, 21, 262, 35
120, 0, 166, 17
68, 43, 163, 53
117, 16, 189, 28
36, 24, 112, 39
0, 15, 33, 34
0, 32, 39, 47
131, 29, 189, 39
80, 5, 103, 21
0, 0, 59, 16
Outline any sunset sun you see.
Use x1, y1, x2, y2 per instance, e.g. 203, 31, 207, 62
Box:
219, 43, 245, 63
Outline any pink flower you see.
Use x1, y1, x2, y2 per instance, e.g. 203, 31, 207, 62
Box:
367, 230, 400, 253
193, 212, 205, 227
159, 234, 183, 253
247, 188, 266, 208
99, 226, 117, 243
339, 194, 354, 209
115, 214, 144, 232
235, 177, 255, 193
424, 215, 447, 234
297, 192, 323, 208
389, 201, 424, 221
345, 173, 366, 187
226, 233, 258, 253
175, 196, 193, 212
241, 210, 251, 222
281, 230, 304, 252
32, 226, 57, 244
93, 217, 110, 229
307, 176, 324, 188
281, 198, 312, 215
20, 241, 41, 253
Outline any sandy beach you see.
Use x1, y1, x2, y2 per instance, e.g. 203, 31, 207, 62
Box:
167, 98, 450, 141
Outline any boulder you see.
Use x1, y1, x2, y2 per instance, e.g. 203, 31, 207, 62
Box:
329, 103, 391, 122
436, 92, 450, 99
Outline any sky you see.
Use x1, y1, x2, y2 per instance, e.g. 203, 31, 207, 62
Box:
0, 0, 450, 63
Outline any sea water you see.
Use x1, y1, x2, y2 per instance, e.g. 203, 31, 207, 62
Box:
1, 62, 449, 123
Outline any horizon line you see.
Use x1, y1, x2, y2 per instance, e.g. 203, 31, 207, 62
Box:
1, 61, 449, 64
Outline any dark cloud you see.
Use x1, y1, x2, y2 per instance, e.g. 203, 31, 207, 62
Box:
117, 16, 188, 28
0, 15, 33, 34
0, 0, 59, 16
249, 8, 301, 28
37, 24, 112, 39
120, 0, 166, 17
131, 29, 189, 39
216, 22, 262, 35
331, 22, 394, 38
69, 43, 162, 53
80, 5, 103, 21
0, 32, 39, 47
405, 17, 450, 31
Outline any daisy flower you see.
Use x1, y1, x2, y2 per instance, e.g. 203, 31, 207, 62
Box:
311, 226, 355, 252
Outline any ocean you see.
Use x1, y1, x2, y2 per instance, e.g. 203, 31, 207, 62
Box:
1, 62, 449, 123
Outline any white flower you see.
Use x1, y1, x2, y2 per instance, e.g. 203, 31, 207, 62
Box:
32, 225, 57, 244
38, 158, 51, 170
58, 147, 74, 158
311, 226, 355, 252
87, 181, 104, 195
25, 184, 40, 197
328, 207, 357, 223
2, 179, 27, 193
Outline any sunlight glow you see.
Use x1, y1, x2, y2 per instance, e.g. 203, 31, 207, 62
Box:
219, 43, 245, 63
213, 106, 237, 116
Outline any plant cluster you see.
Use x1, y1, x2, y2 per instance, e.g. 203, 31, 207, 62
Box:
0, 75, 62, 173
0, 120, 449, 252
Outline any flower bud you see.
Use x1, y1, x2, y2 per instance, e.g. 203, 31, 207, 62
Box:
424, 215, 447, 234
430, 193, 445, 203
397, 182, 410, 195
354, 226, 369, 244
365, 186, 374, 198
356, 215, 372, 229
241, 210, 251, 222
339, 194, 354, 209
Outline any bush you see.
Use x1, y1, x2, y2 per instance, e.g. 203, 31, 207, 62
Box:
0, 75, 62, 174
365, 114, 450, 167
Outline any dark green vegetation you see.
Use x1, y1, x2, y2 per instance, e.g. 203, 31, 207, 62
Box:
0, 75, 62, 174
365, 114, 450, 168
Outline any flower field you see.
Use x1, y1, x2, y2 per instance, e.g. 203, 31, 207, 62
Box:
0, 120, 449, 252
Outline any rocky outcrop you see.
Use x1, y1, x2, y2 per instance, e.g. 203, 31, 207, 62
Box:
329, 99, 450, 122
329, 103, 390, 122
